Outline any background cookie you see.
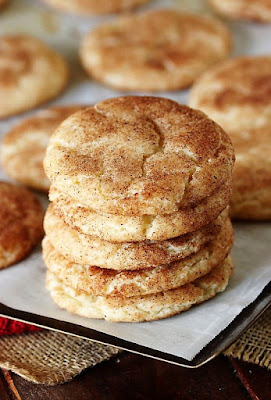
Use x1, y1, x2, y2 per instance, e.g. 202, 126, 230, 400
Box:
42, 0, 150, 15
44, 97, 234, 216
0, 182, 44, 269
209, 0, 271, 23
0, 35, 69, 118
79, 9, 231, 91
0, 0, 8, 9
230, 126, 271, 219
1, 105, 84, 192
46, 256, 233, 322
190, 56, 271, 132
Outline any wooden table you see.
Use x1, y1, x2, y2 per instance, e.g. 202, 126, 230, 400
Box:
0, 353, 270, 400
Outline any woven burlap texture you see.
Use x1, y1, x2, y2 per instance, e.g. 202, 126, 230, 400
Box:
0, 329, 120, 385
224, 306, 271, 368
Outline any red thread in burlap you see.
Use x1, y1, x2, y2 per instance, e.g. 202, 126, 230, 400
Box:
0, 317, 42, 335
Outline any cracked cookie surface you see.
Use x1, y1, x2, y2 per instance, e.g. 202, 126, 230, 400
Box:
44, 96, 234, 216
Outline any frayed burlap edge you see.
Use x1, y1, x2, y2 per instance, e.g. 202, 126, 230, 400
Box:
0, 329, 120, 385
224, 306, 271, 369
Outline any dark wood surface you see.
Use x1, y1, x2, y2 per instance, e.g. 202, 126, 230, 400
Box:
0, 353, 270, 400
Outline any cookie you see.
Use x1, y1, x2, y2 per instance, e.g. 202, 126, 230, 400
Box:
190, 56, 271, 132
44, 97, 234, 216
44, 204, 230, 270
42, 0, 150, 15
46, 255, 233, 322
0, 182, 44, 269
79, 9, 231, 91
51, 182, 231, 242
209, 0, 271, 23
43, 217, 233, 296
0, 0, 8, 9
230, 126, 271, 219
1, 105, 84, 192
0, 35, 69, 119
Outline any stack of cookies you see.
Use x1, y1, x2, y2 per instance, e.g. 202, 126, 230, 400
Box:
42, 96, 235, 323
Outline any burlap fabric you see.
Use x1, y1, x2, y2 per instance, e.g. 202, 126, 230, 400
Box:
0, 329, 120, 385
224, 306, 271, 368
0, 306, 270, 385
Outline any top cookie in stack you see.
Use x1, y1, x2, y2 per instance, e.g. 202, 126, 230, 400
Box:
43, 96, 235, 322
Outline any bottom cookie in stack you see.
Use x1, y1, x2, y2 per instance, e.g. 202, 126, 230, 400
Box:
43, 218, 234, 322
46, 257, 233, 323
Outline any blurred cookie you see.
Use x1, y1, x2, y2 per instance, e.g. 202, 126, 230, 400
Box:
1, 105, 84, 192
42, 0, 150, 15
0, 182, 44, 269
230, 126, 271, 219
44, 97, 234, 216
209, 0, 271, 23
46, 255, 233, 322
0, 35, 69, 118
79, 9, 231, 91
190, 56, 271, 132
44, 204, 230, 270
0, 0, 8, 9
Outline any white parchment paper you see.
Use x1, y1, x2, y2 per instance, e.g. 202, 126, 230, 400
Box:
0, 0, 271, 361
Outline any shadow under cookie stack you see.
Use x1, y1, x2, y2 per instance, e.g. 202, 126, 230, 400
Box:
42, 96, 235, 323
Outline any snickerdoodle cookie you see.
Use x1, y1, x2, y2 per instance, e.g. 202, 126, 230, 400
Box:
1, 105, 84, 192
190, 56, 271, 219
43, 217, 233, 296
42, 0, 150, 15
0, 182, 44, 269
44, 97, 234, 216
50, 182, 231, 242
0, 0, 8, 9
44, 204, 230, 270
0, 35, 69, 119
209, 0, 271, 23
46, 255, 233, 322
230, 126, 271, 219
190, 56, 271, 132
79, 9, 231, 91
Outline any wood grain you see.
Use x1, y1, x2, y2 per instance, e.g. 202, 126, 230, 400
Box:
230, 357, 271, 400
